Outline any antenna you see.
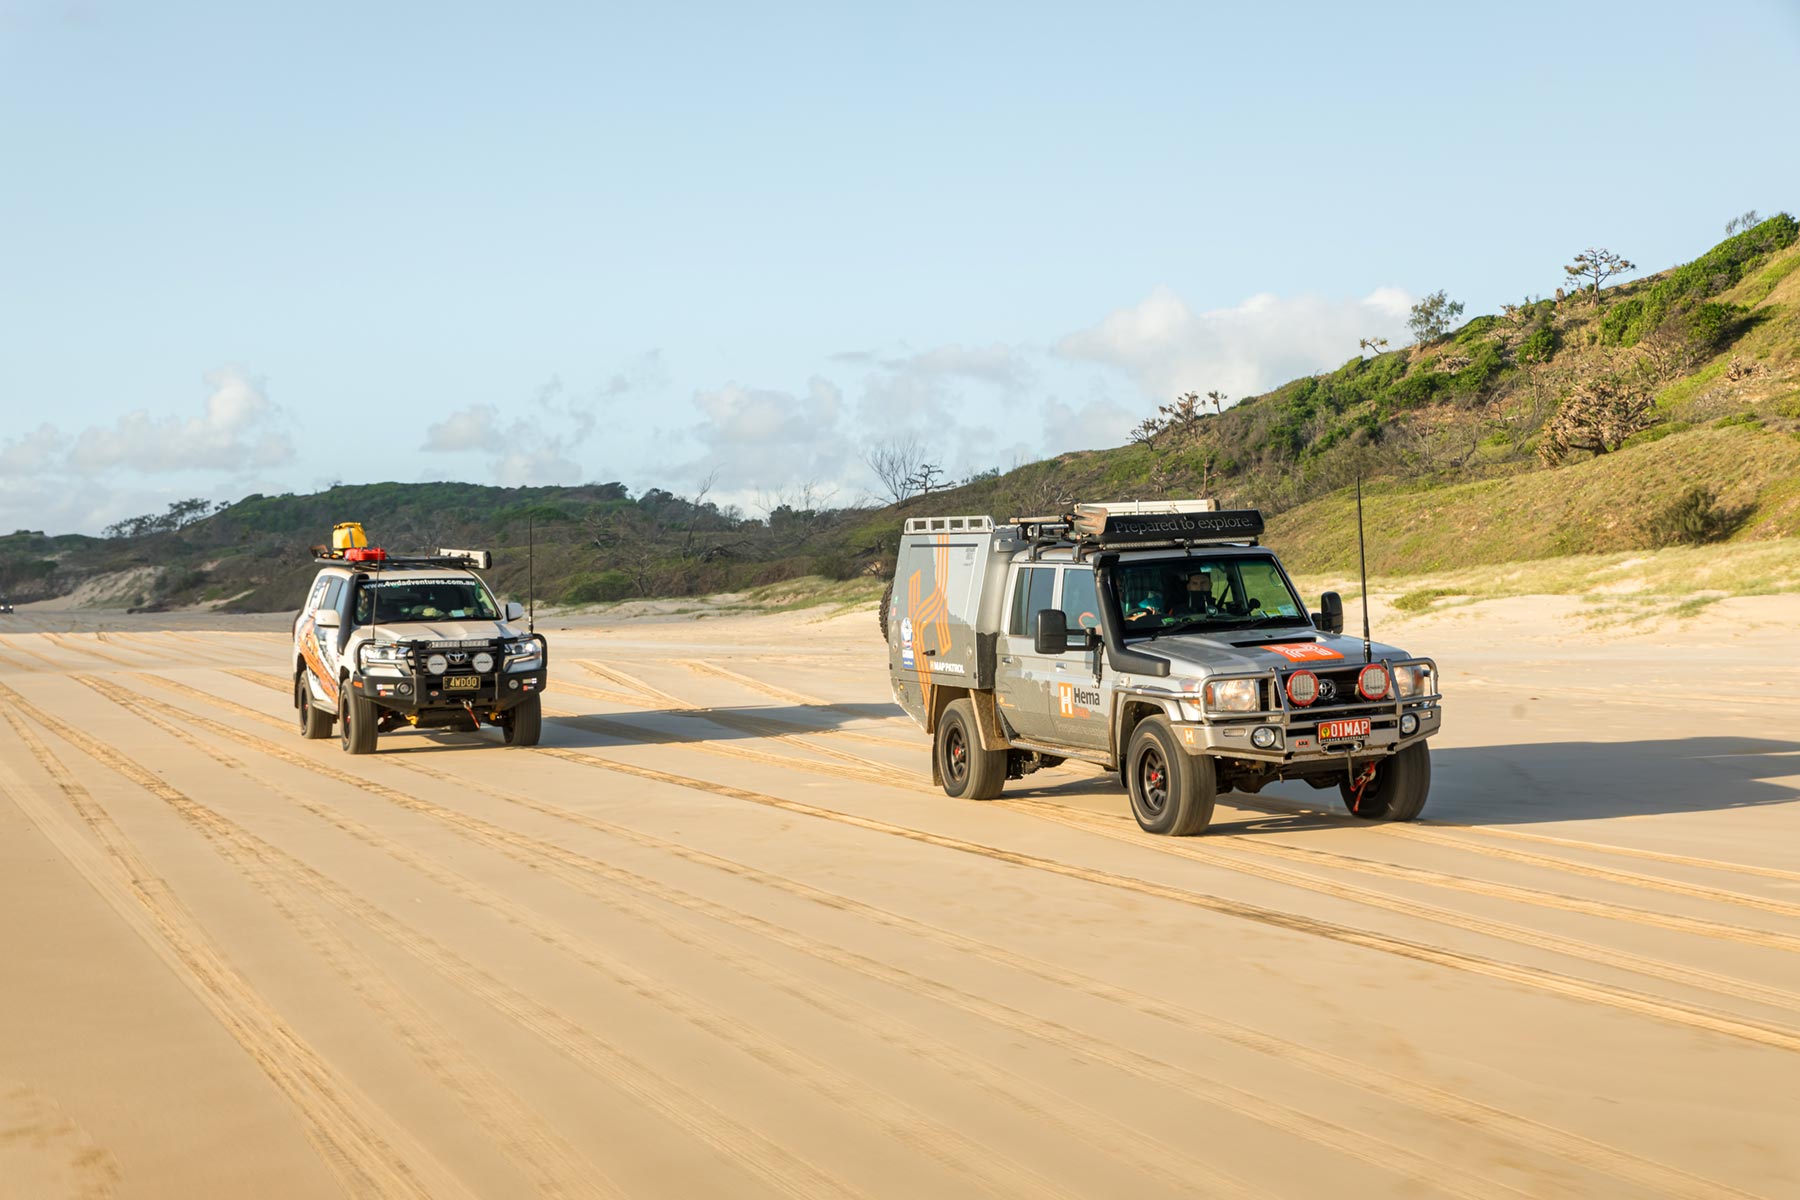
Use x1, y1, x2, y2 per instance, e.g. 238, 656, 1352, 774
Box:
527, 515, 536, 634
1356, 474, 1371, 664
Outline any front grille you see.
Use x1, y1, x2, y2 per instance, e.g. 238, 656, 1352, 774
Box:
1280, 666, 1390, 721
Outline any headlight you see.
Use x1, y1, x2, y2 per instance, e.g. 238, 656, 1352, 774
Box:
1393, 663, 1434, 698
1358, 664, 1391, 700
425, 653, 448, 675
504, 639, 537, 657
471, 651, 495, 673
364, 643, 407, 665
1200, 678, 1259, 713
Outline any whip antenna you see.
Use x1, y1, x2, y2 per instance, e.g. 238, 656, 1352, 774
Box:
1356, 474, 1371, 664
527, 515, 536, 635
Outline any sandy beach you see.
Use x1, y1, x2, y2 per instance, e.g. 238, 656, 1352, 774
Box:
2, 596, 1797, 1198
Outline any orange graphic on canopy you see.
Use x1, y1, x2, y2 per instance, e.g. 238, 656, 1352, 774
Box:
1261, 642, 1344, 662
908, 536, 954, 708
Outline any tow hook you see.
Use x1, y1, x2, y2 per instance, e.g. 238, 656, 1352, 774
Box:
1347, 761, 1377, 813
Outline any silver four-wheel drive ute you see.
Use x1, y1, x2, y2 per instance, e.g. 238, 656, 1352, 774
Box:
292, 522, 548, 755
886, 501, 1443, 835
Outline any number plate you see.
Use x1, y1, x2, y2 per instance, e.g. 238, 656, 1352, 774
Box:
1318, 718, 1371, 740
444, 675, 481, 691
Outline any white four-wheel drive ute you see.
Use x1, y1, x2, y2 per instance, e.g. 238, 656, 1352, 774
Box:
886, 501, 1443, 835
292, 522, 548, 754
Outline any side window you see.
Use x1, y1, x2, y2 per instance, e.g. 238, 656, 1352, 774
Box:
1059, 568, 1100, 633
305, 575, 329, 613
1008, 567, 1056, 635
322, 578, 345, 613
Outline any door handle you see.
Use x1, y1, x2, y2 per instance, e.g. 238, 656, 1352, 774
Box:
1000, 656, 1014, 664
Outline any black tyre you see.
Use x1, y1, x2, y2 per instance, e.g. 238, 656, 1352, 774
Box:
503, 693, 542, 746
1125, 716, 1215, 836
339, 680, 379, 755
1341, 742, 1431, 821
878, 578, 894, 643
296, 669, 334, 739
936, 698, 1005, 800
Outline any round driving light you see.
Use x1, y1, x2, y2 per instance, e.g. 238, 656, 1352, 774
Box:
509, 679, 519, 690
425, 653, 448, 675
397, 682, 413, 697
1358, 664, 1391, 700
471, 651, 495, 673
1250, 726, 1278, 749
1286, 670, 1319, 707
1400, 712, 1419, 735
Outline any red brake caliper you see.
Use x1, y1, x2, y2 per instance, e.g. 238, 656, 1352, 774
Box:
1348, 762, 1378, 813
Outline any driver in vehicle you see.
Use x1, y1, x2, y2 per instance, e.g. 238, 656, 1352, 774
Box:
1170, 571, 1218, 617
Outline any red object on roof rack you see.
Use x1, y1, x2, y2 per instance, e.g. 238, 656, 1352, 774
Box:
345, 547, 387, 563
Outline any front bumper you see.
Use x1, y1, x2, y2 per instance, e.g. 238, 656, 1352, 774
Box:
1170, 701, 1440, 762
356, 666, 547, 713
353, 634, 549, 715
1144, 657, 1443, 765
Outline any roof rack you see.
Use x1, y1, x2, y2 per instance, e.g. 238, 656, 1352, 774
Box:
1018, 501, 1264, 557
311, 547, 493, 571
901, 515, 995, 534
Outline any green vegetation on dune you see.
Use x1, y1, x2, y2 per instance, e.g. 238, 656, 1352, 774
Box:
1265, 426, 1800, 576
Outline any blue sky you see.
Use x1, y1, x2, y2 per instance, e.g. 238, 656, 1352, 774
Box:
3, 0, 1798, 533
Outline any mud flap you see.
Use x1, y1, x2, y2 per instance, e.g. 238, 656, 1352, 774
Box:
968, 689, 1009, 752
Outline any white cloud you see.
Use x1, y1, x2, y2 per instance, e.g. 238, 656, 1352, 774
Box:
691, 377, 849, 492
61, 366, 294, 474
422, 405, 500, 451
1056, 285, 1416, 404
0, 424, 69, 477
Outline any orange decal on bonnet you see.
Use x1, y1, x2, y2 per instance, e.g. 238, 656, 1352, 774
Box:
1261, 643, 1344, 662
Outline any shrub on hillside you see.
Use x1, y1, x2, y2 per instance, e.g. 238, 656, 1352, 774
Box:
1518, 326, 1557, 364
1644, 486, 1740, 547
1539, 376, 1658, 462
1600, 213, 1798, 347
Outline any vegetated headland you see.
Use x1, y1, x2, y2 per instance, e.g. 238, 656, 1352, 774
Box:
5, 214, 1799, 614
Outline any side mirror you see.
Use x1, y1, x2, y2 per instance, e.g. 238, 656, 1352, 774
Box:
1033, 609, 1070, 655
313, 609, 341, 629
505, 601, 525, 621
1314, 591, 1344, 635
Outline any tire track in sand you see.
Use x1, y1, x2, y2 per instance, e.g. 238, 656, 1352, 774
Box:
160, 671, 1800, 1023
734, 670, 1800, 908
80, 678, 1099, 1200
0, 690, 471, 1200
133, 673, 1761, 1199
577, 659, 908, 765
69, 678, 621, 1200
130, 683, 1540, 1200
1014, 802, 1800, 1016
1230, 795, 1800, 916
29, 682, 865, 1200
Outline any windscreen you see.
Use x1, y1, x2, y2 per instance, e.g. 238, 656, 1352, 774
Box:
1109, 554, 1306, 637
354, 578, 499, 624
